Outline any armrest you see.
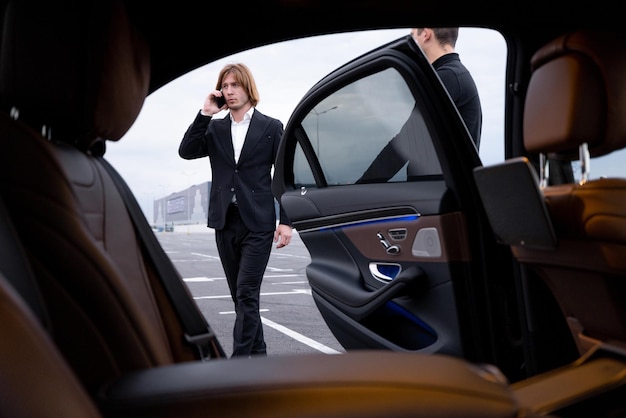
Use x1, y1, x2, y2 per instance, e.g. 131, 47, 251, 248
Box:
98, 351, 516, 418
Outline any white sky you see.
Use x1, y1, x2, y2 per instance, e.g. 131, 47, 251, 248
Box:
106, 28, 508, 220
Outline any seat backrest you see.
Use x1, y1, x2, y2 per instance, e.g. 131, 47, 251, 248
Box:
0, 0, 204, 394
524, 30, 626, 161
0, 270, 103, 418
0, 194, 50, 328
475, 30, 626, 356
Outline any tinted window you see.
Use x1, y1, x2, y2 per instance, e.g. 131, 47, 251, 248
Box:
294, 68, 441, 188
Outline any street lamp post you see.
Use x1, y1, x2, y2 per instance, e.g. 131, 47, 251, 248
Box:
311, 105, 338, 156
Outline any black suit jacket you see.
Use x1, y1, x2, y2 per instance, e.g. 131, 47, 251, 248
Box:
179, 109, 290, 232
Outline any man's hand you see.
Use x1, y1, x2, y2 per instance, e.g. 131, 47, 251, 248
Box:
200, 90, 226, 116
274, 224, 293, 248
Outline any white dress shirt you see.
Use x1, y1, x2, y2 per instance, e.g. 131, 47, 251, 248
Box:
231, 107, 254, 163
230, 107, 254, 203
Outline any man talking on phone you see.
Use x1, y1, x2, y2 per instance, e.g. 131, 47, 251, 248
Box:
179, 63, 292, 358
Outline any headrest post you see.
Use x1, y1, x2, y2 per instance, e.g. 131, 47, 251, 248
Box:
41, 126, 51, 140
539, 153, 549, 189
579, 143, 590, 185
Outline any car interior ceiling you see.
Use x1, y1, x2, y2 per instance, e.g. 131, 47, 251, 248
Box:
1, 0, 626, 417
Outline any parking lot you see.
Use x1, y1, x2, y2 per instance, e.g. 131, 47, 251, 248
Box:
155, 227, 345, 358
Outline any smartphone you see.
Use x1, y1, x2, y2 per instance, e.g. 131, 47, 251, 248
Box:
215, 95, 226, 108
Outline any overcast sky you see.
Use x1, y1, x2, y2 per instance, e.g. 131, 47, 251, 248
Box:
106, 28, 507, 220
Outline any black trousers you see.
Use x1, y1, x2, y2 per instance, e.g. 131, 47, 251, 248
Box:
215, 203, 273, 357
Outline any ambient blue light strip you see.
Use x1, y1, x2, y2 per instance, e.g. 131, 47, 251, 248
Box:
329, 215, 419, 232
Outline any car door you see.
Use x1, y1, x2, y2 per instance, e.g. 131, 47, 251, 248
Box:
273, 34, 522, 373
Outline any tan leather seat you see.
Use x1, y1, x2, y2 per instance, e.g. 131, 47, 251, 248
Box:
0, 272, 103, 418
0, 0, 205, 394
475, 30, 626, 355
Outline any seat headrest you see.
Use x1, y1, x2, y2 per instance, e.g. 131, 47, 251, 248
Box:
0, 0, 150, 153
524, 30, 626, 159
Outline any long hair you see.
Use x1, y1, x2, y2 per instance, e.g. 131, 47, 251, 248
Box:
215, 63, 260, 106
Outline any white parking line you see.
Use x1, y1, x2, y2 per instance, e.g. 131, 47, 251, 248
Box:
270, 253, 310, 259
184, 277, 225, 282
219, 309, 269, 315
183, 274, 302, 282
276, 281, 308, 285
187, 274, 336, 354
261, 317, 341, 355
193, 289, 310, 299
263, 274, 302, 278
217, 309, 340, 354
191, 252, 221, 260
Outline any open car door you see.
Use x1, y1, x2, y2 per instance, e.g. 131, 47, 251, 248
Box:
273, 34, 525, 378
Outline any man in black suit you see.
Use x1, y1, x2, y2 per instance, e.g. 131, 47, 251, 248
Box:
179, 63, 292, 357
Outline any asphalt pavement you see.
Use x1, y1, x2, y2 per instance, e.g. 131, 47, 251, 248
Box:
155, 226, 345, 358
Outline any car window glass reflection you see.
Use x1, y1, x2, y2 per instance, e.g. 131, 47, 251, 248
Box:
296, 68, 439, 187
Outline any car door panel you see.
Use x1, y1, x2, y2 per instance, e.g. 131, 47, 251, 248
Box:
273, 35, 508, 362
282, 182, 447, 222
296, 209, 470, 352
341, 212, 472, 265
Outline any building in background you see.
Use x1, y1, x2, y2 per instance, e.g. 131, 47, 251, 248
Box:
153, 181, 211, 231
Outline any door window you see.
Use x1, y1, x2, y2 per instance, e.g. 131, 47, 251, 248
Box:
294, 68, 442, 188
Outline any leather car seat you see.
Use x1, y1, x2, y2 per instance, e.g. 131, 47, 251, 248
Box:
0, 0, 206, 394
474, 30, 626, 356
0, 271, 103, 418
